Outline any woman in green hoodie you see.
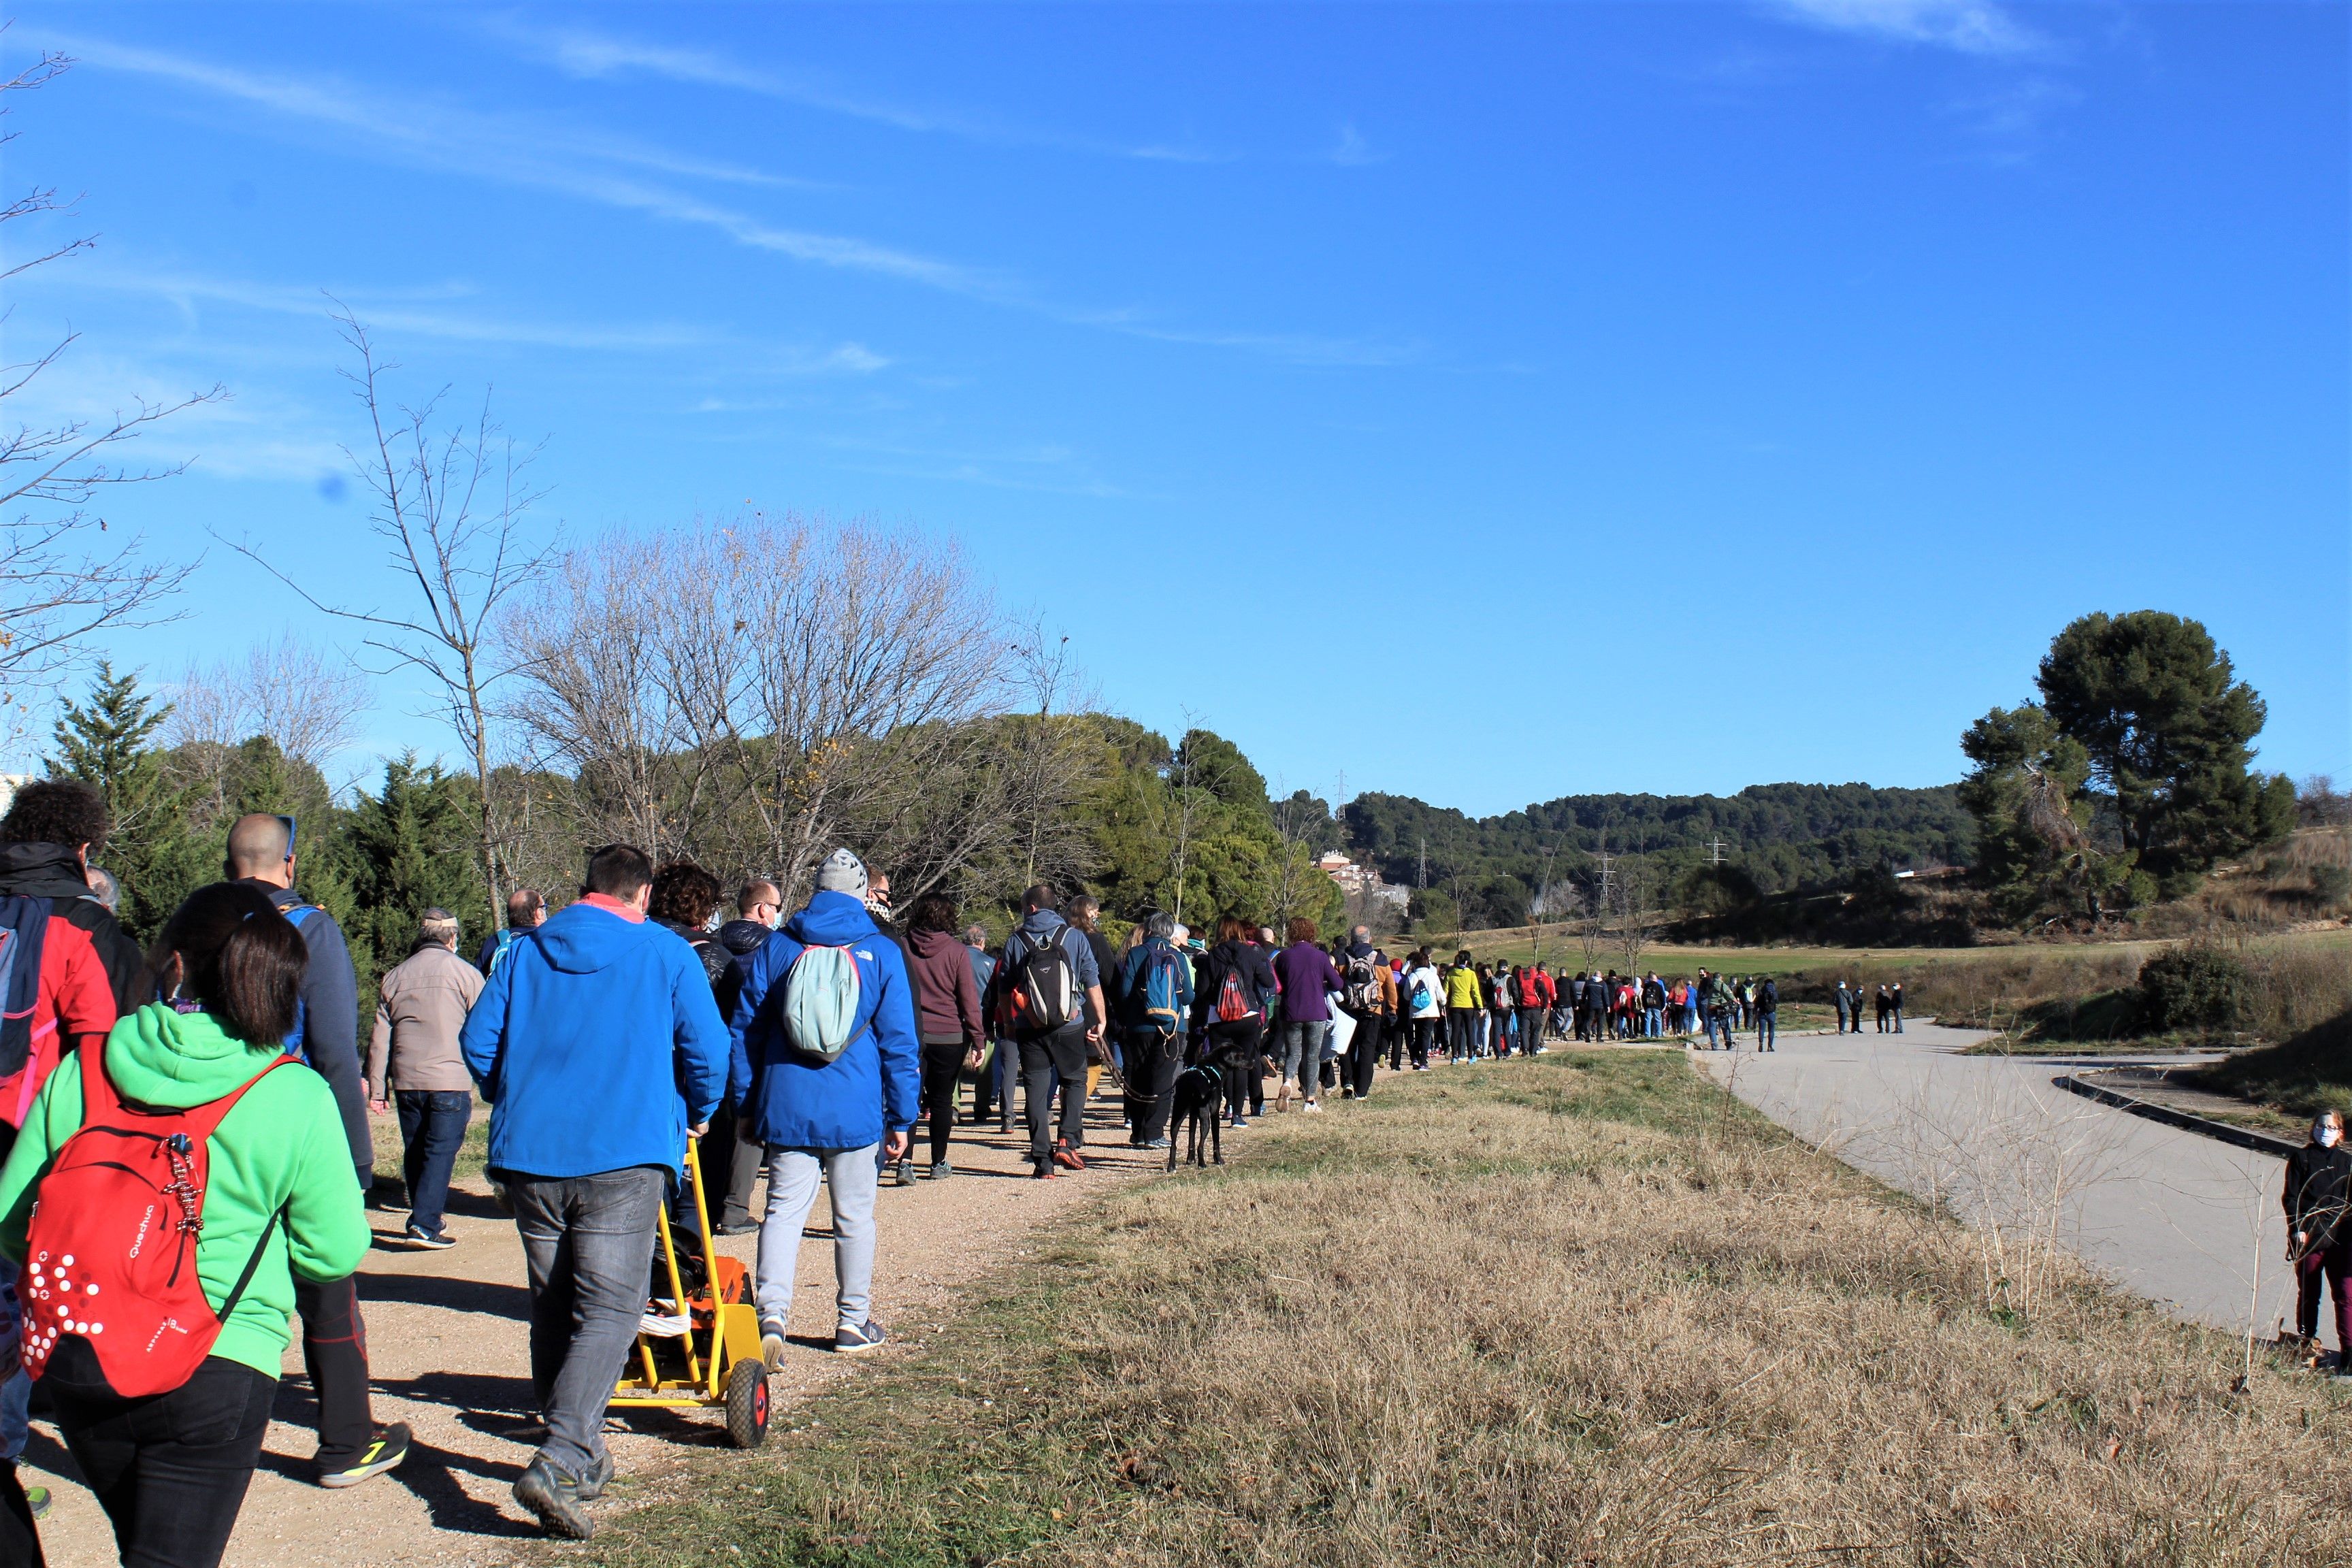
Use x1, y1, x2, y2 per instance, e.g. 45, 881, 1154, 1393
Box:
0, 882, 370, 1568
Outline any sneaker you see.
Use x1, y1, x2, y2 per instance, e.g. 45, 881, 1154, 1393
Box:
1052, 1141, 1085, 1171
1303, 1100, 1321, 1113
834, 1319, 889, 1354
1230, 1115, 1250, 1129
893, 1158, 914, 1187
1141, 1137, 1171, 1149
929, 1160, 952, 1180
574, 1450, 617, 1502
404, 1224, 456, 1250
514, 1455, 594, 1539
319, 1422, 412, 1488
1033, 1160, 1057, 1180
716, 1218, 760, 1237
761, 1320, 789, 1371
22, 1484, 48, 1521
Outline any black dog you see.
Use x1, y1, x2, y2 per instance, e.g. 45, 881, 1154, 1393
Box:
1166, 1062, 1224, 1170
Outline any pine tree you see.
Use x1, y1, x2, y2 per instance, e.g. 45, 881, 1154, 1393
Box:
49, 663, 208, 940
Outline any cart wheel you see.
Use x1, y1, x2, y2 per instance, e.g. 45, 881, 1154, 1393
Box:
724, 1358, 771, 1449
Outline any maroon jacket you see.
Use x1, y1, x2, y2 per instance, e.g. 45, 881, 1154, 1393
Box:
906, 926, 985, 1046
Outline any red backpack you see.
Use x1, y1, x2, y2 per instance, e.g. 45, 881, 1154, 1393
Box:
1212, 953, 1256, 1024
19, 1047, 292, 1398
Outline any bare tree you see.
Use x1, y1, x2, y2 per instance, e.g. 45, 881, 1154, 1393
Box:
1612, 858, 1660, 976
998, 618, 1104, 894
165, 633, 372, 776
223, 309, 553, 916
0, 52, 213, 733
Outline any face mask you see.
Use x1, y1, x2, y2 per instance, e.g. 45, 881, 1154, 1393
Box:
2319, 1124, 2342, 1149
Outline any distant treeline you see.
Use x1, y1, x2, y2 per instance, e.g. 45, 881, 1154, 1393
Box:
1341, 783, 1977, 930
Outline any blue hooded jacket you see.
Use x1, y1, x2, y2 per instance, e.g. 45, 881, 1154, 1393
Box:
459, 902, 730, 1180
728, 891, 920, 1151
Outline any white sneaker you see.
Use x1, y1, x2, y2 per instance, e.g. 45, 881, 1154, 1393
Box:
1303, 1100, 1321, 1113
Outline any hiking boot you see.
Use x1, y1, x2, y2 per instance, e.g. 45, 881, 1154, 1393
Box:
761, 1320, 789, 1370
1052, 1141, 1085, 1171
574, 1450, 617, 1502
835, 1319, 889, 1354
318, 1422, 411, 1488
514, 1456, 594, 1539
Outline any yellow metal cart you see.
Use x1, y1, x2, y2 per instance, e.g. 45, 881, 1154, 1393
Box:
610, 1136, 772, 1448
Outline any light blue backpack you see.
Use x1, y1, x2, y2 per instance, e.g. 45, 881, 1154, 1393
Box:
781, 941, 868, 1062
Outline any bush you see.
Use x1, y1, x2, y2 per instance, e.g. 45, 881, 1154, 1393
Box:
2137, 943, 2251, 1033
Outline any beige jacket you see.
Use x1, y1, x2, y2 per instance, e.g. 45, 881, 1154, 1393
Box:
367, 941, 485, 1097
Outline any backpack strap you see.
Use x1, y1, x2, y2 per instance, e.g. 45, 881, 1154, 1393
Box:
214, 1203, 291, 1326
83, 1049, 294, 1145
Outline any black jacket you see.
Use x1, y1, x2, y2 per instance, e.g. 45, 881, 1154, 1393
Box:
235, 877, 372, 1191
2285, 1143, 2352, 1254
0, 843, 145, 1016
1190, 940, 1278, 1033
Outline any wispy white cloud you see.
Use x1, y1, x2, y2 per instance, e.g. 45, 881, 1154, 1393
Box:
1769, 0, 2044, 56
46, 31, 1405, 370
1330, 123, 1383, 167
478, 14, 1236, 164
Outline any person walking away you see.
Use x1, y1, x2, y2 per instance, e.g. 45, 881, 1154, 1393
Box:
1699, 969, 1736, 1051
1069, 897, 1122, 1107
1337, 926, 1391, 1099
1192, 915, 1279, 1126
1890, 981, 1906, 1033
2285, 1111, 2352, 1372
988, 885, 1106, 1175
651, 862, 739, 1221
1271, 919, 1342, 1112
0, 883, 371, 1567
1875, 985, 1893, 1033
1755, 975, 1779, 1051
903, 892, 984, 1179
1443, 952, 1481, 1064
1833, 981, 1852, 1035
459, 843, 730, 1538
706, 881, 781, 1237
728, 849, 917, 1366
1640, 973, 1665, 1039
961, 925, 1012, 1131
1119, 912, 1194, 1147
223, 813, 409, 1488
0, 781, 146, 1525
365, 908, 483, 1248
476, 888, 546, 977
1401, 951, 1442, 1070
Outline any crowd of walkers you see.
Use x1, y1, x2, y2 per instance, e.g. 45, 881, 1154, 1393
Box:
0, 774, 1953, 1563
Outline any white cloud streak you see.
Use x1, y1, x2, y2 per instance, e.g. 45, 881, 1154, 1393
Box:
1771, 0, 2044, 56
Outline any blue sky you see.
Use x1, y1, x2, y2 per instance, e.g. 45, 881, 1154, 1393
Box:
5, 1, 2345, 816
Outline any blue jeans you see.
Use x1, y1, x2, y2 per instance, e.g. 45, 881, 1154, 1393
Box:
397, 1088, 472, 1237
1642, 1006, 1663, 1037
1705, 1011, 1737, 1050
1757, 1011, 1777, 1049
508, 1166, 666, 1480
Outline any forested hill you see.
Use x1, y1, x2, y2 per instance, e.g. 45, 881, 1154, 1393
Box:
1342, 783, 1975, 904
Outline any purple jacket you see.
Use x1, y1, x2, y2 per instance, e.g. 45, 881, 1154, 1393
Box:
1272, 944, 1344, 1024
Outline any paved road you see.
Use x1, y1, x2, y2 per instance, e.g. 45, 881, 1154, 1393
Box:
1695, 1021, 2294, 1336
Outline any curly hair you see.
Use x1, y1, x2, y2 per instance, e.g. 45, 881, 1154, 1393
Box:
649, 860, 721, 928
0, 779, 108, 853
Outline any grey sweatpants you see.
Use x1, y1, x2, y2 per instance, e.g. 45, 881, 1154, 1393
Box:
755, 1144, 881, 1336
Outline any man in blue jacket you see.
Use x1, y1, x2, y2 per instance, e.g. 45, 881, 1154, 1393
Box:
728, 849, 919, 1370
459, 843, 730, 1541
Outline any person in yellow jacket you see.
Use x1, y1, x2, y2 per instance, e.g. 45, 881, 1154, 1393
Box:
1443, 951, 1482, 1064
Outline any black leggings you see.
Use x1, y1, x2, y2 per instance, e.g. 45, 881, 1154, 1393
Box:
1203, 1018, 1262, 1120
1345, 1011, 1383, 1097
919, 1043, 966, 1162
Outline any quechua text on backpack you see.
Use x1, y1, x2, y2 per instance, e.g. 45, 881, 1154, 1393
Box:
20, 1048, 293, 1399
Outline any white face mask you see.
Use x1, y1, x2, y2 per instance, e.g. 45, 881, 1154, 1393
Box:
2319, 1124, 2342, 1149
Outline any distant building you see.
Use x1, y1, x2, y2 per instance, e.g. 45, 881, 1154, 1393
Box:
1319, 849, 1409, 910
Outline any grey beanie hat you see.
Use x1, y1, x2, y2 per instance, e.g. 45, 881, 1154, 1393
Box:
815, 848, 868, 896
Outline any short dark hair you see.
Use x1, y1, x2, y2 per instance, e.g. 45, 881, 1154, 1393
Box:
1, 779, 107, 853
1022, 883, 1057, 913
584, 843, 655, 900
649, 860, 720, 928
150, 883, 306, 1047
906, 891, 958, 935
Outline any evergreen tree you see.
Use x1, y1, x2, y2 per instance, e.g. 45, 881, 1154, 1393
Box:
48, 663, 207, 940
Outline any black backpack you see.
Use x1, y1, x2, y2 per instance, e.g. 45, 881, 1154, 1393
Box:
1007, 923, 1077, 1036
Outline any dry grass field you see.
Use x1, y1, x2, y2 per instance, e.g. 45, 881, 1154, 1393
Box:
568, 1051, 2352, 1568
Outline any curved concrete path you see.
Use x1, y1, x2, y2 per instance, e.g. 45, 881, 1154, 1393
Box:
1695, 1022, 2294, 1338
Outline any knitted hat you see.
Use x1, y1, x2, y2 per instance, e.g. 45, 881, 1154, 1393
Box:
815, 849, 867, 896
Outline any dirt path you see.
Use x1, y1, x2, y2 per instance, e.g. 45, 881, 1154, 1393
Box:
20, 1096, 1179, 1567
